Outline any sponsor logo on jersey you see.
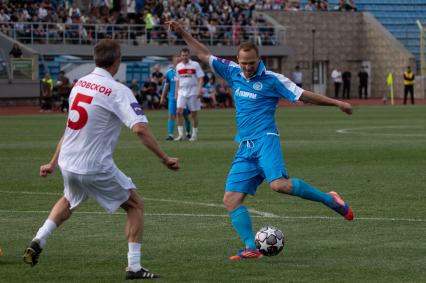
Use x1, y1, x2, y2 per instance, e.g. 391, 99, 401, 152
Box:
131, 102, 144, 115
253, 82, 263, 91
235, 87, 257, 99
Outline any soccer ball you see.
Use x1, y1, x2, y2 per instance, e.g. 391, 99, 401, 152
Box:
255, 226, 285, 256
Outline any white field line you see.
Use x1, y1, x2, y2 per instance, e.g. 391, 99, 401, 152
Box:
0, 190, 425, 222
336, 125, 426, 137
0, 209, 425, 223
0, 190, 278, 217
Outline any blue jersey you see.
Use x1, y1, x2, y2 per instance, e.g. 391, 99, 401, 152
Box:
164, 67, 176, 101
209, 56, 304, 142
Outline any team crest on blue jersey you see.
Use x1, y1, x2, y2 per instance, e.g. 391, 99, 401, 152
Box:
131, 102, 144, 115
253, 82, 263, 91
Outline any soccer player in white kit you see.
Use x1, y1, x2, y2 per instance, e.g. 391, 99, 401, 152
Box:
174, 48, 205, 141
23, 39, 179, 280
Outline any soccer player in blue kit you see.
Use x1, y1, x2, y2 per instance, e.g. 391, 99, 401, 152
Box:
168, 21, 354, 260
160, 54, 192, 140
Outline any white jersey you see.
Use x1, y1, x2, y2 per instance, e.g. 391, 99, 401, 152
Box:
176, 59, 204, 97
58, 67, 148, 174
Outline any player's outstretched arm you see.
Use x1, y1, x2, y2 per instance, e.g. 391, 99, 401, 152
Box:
132, 123, 179, 171
300, 90, 353, 115
167, 20, 212, 65
40, 135, 64, 177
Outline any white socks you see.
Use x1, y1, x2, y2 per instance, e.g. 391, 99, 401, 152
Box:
34, 219, 57, 248
177, 126, 183, 138
127, 242, 142, 272
192, 127, 198, 138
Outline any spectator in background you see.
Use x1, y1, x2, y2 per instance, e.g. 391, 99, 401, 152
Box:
151, 64, 164, 86
331, 68, 342, 98
403, 66, 415, 105
55, 71, 71, 112
305, 0, 317, 11
40, 72, 53, 112
201, 78, 217, 108
292, 65, 303, 88
151, 64, 164, 98
358, 66, 368, 99
336, 0, 357, 12
216, 81, 233, 108
142, 78, 160, 109
205, 69, 216, 85
342, 69, 351, 99
318, 0, 329, 11
9, 43, 23, 58
129, 79, 142, 104
143, 10, 153, 44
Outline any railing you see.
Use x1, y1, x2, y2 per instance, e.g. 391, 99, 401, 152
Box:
0, 22, 285, 46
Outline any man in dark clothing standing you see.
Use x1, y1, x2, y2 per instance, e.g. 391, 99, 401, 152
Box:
342, 70, 351, 99
358, 67, 368, 99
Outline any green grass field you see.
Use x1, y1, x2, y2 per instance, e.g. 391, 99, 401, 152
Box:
0, 105, 425, 282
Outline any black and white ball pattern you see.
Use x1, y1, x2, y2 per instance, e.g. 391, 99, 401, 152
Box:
255, 226, 285, 256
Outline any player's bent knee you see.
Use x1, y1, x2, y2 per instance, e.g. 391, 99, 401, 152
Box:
270, 179, 293, 194
223, 194, 241, 211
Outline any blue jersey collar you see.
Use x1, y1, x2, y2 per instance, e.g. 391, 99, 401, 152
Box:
239, 60, 266, 80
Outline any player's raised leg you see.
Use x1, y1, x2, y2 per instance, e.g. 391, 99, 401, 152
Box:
121, 190, 158, 279
24, 196, 72, 266
270, 178, 353, 220
223, 192, 262, 260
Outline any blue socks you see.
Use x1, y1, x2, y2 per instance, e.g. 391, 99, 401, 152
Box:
291, 178, 334, 207
229, 206, 256, 250
167, 119, 175, 137
184, 118, 191, 135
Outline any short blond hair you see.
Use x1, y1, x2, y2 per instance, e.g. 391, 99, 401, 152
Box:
238, 42, 259, 57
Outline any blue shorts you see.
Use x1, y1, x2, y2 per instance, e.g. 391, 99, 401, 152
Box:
168, 98, 191, 117
225, 134, 289, 195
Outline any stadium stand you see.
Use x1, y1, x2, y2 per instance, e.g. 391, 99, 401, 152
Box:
298, 0, 426, 67
0, 0, 424, 103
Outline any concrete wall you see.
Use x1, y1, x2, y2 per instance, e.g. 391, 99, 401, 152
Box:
266, 11, 417, 99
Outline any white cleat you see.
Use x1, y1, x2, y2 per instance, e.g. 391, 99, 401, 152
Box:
174, 135, 183, 141
189, 136, 197, 142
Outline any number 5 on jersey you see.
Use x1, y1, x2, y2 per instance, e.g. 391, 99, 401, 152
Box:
68, 93, 93, 130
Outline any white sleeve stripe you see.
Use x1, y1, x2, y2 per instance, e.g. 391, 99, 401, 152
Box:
209, 55, 240, 73
266, 71, 304, 101
129, 118, 148, 130
209, 55, 216, 72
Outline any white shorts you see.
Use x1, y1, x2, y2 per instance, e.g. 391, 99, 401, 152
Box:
177, 95, 201, 112
61, 166, 135, 213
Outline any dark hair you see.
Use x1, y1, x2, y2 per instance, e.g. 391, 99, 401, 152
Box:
93, 39, 121, 68
238, 42, 259, 57
180, 48, 190, 54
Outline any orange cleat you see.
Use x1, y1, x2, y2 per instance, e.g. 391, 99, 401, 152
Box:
229, 247, 263, 260
328, 191, 354, 221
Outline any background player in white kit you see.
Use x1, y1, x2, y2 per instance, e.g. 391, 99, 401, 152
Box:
174, 48, 204, 141
23, 39, 179, 280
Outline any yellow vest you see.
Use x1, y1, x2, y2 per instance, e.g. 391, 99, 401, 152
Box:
403, 71, 414, 85
42, 78, 53, 90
